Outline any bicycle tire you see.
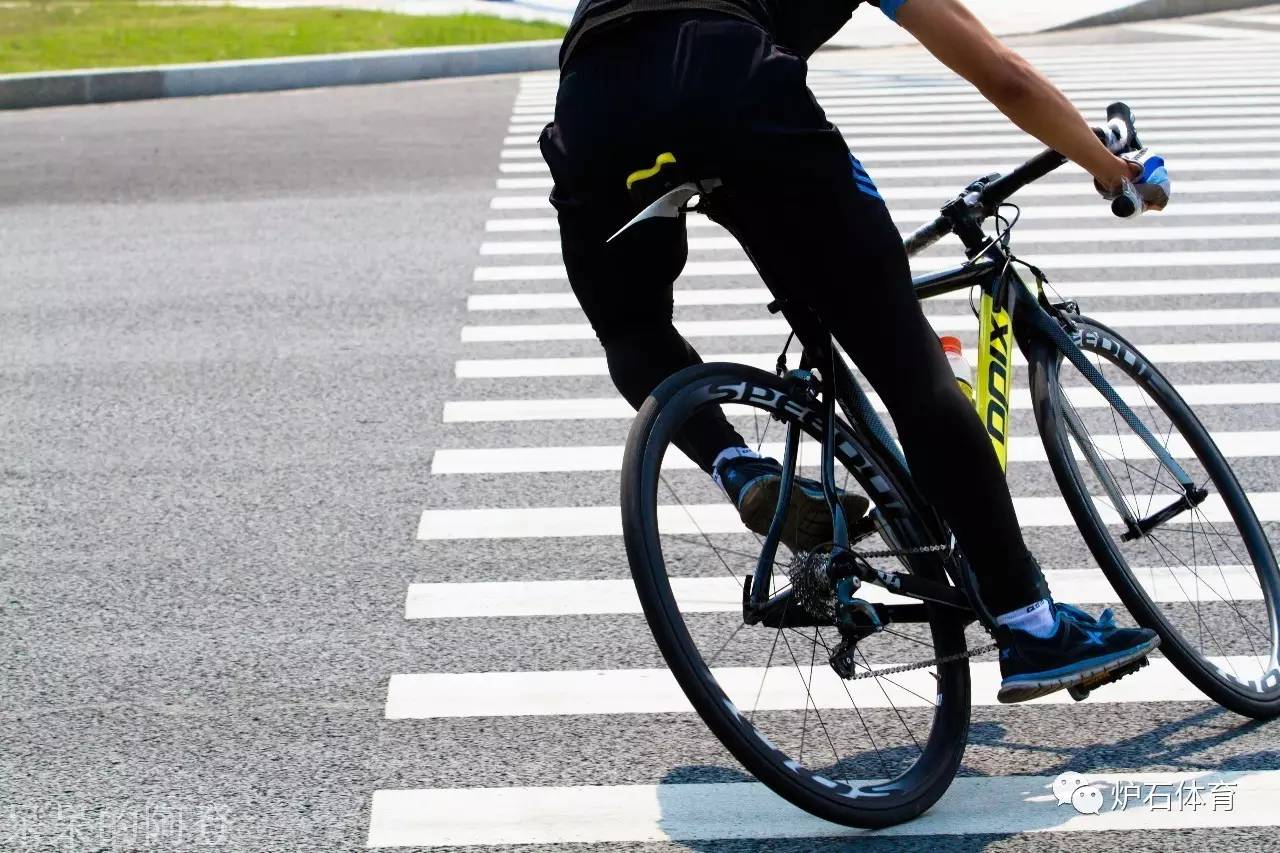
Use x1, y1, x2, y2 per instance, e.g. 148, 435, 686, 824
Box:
1032, 316, 1280, 719
621, 361, 972, 828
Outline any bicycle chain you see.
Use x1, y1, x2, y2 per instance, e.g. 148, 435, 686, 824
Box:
848, 641, 1000, 680
849, 543, 950, 560
840, 542, 998, 679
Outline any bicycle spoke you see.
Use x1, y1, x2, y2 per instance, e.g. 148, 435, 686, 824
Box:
810, 628, 894, 779
642, 379, 969, 810
780, 628, 843, 772
1053, 325, 1280, 706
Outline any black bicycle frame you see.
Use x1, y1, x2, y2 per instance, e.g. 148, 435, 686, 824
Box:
746, 219, 1202, 627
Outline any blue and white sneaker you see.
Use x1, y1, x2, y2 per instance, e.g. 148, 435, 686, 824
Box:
713, 451, 870, 554
996, 602, 1159, 704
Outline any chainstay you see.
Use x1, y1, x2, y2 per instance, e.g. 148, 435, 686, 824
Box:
850, 641, 1000, 680
843, 541, 994, 680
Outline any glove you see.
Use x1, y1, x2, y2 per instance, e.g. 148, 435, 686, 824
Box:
1095, 149, 1170, 218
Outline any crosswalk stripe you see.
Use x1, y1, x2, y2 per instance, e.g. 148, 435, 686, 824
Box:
503, 128, 1280, 149
1221, 13, 1280, 26
466, 279, 1280, 310
478, 224, 1280, 253
496, 159, 1280, 188
490, 179, 1280, 207
509, 96, 1280, 121
499, 146, 1280, 173
510, 103, 1280, 129
506, 113, 1280, 137
429, 431, 1280, 474
474, 252, 1280, 282
505, 115, 1280, 136
442, 383, 1280, 422
415, 492, 1280, 540
513, 78, 1280, 105
384, 655, 1261, 717
1220, 13, 1280, 25
368, 769, 1280, 846
515, 80, 1280, 108
502, 140, 1280, 162
513, 90, 1280, 113
455, 344, 1280, 379
1125, 20, 1280, 40
405, 564, 1263, 619
485, 202, 1280, 229
461, 309, 1280, 343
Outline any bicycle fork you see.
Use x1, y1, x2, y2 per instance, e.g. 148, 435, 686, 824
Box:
1009, 271, 1209, 540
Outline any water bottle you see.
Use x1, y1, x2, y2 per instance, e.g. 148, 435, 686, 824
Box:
939, 336, 974, 404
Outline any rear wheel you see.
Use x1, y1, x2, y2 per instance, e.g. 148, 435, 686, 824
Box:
621, 362, 976, 828
1034, 317, 1280, 719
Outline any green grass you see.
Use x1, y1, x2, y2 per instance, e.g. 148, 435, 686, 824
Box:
0, 1, 566, 73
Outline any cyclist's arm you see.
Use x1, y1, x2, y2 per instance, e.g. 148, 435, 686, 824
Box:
891, 0, 1138, 190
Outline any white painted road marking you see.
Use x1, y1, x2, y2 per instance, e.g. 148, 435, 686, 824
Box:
474, 252, 1280, 281
383, 656, 1262, 717
441, 383, 1280, 422
454, 343, 1280, 378
466, 279, 1280, 309
477, 224, 1280, 252
405, 566, 1262, 619
415, 493, 1280, 540
460, 309, 1280, 342
490, 179, 1280, 206
485, 201, 1280, 228
367, 770, 1280, 847
496, 157, 1280, 188
429, 431, 1280, 474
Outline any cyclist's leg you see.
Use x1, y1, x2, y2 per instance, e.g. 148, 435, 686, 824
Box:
539, 128, 745, 473
713, 177, 1047, 612
697, 48, 1048, 610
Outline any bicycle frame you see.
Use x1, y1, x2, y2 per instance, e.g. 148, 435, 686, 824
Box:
748, 230, 1203, 624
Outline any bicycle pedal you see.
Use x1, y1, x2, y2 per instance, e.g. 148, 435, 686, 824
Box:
1068, 655, 1151, 702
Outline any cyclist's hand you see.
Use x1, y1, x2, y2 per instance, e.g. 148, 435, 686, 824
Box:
1094, 151, 1170, 218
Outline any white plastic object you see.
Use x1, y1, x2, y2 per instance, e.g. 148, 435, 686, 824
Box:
939, 336, 974, 403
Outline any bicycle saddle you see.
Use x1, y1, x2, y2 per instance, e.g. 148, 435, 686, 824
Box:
608, 151, 722, 242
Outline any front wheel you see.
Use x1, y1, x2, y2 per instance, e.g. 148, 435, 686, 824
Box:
621, 362, 974, 828
1033, 316, 1280, 719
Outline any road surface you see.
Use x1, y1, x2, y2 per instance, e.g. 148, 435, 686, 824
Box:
5, 5, 1280, 851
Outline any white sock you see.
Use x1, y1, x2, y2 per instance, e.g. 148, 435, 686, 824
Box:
710, 446, 761, 493
996, 598, 1056, 638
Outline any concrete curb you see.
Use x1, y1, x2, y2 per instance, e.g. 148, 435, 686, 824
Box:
1053, 0, 1279, 30
0, 39, 561, 110
3, 0, 1277, 110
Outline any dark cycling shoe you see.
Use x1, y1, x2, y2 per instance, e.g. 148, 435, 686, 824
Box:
996, 602, 1159, 704
714, 454, 870, 554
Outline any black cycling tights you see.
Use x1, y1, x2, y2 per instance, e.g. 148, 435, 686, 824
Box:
539, 12, 1047, 613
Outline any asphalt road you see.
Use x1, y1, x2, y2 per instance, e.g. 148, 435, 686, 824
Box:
5, 5, 1280, 852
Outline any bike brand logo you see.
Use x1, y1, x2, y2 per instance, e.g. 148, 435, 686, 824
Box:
708, 380, 904, 512
986, 318, 1011, 445
1069, 329, 1150, 379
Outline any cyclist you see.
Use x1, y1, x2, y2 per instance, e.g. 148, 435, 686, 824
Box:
539, 0, 1169, 702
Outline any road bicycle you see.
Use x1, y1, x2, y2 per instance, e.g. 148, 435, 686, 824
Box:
618, 103, 1280, 828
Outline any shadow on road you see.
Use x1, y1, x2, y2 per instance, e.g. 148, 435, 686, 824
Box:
653, 703, 1273, 852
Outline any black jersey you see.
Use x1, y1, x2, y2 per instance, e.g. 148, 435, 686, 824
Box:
559, 0, 907, 66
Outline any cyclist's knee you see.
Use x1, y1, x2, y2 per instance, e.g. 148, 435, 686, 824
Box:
600, 321, 700, 406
